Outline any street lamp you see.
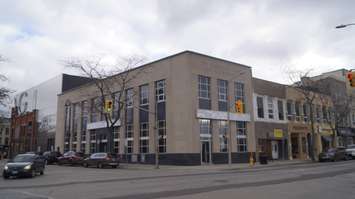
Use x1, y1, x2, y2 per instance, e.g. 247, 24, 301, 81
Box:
335, 23, 355, 29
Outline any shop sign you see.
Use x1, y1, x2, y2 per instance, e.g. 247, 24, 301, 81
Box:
274, 129, 283, 138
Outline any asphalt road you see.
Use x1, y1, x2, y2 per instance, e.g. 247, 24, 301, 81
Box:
1, 160, 355, 199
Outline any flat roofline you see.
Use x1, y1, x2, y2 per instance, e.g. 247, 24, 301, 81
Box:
59, 50, 252, 96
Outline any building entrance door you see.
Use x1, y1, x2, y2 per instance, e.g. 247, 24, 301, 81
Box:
201, 141, 211, 164
271, 141, 279, 160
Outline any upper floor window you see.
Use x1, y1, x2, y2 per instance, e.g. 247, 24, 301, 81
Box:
198, 75, 211, 109
235, 82, 245, 112
277, 100, 284, 120
267, 97, 274, 119
303, 103, 309, 122
322, 106, 328, 122
81, 101, 88, 131
126, 89, 134, 108
155, 80, 166, 103
287, 100, 294, 121
198, 75, 210, 99
65, 104, 71, 132
256, 96, 264, 118
218, 79, 228, 102
140, 84, 149, 105
113, 92, 121, 119
295, 102, 301, 121
91, 97, 101, 122
316, 105, 321, 123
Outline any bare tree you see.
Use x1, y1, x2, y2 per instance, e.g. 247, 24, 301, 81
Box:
64, 55, 147, 155
0, 55, 12, 107
289, 70, 321, 161
316, 78, 351, 148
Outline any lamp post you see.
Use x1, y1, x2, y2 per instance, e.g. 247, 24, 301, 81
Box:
335, 23, 355, 29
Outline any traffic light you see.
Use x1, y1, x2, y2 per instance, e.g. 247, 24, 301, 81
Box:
235, 100, 244, 113
104, 100, 113, 113
347, 72, 355, 87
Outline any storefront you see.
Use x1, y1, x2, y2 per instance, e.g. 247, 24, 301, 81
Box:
288, 123, 310, 160
255, 123, 288, 160
338, 127, 355, 147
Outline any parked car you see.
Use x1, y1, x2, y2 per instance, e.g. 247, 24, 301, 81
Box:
319, 147, 348, 162
83, 153, 119, 168
345, 144, 355, 159
3, 154, 45, 179
57, 151, 84, 166
43, 151, 62, 165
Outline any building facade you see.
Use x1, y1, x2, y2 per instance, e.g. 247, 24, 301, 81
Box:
286, 86, 334, 160
56, 51, 256, 165
10, 74, 91, 156
253, 78, 288, 160
0, 117, 10, 158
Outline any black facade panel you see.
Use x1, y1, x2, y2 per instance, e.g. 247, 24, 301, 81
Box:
120, 153, 201, 165
212, 153, 228, 164
199, 99, 211, 110
232, 152, 251, 163
139, 105, 149, 123
61, 74, 92, 92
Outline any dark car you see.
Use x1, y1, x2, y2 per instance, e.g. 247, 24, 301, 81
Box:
43, 151, 61, 165
57, 151, 84, 166
3, 154, 45, 179
319, 147, 348, 162
83, 153, 119, 168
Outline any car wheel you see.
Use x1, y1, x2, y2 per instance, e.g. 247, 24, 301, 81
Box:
3, 174, 9, 179
31, 170, 36, 178
112, 165, 117, 168
83, 163, 88, 168
40, 170, 44, 175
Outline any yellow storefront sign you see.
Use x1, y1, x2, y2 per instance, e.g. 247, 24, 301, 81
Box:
274, 129, 283, 138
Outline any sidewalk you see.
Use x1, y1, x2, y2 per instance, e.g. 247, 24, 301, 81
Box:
119, 159, 313, 171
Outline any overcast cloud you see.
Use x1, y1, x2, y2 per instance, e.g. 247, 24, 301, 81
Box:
1, 0, 355, 92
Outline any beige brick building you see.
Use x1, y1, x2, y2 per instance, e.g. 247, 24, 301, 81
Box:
55, 51, 255, 165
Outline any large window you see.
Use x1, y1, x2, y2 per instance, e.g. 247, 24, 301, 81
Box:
267, 97, 274, 119
295, 102, 301, 121
126, 140, 133, 154
236, 122, 247, 152
218, 79, 228, 111
125, 124, 133, 138
158, 120, 166, 153
139, 123, 149, 153
219, 121, 228, 152
72, 103, 81, 142
199, 119, 211, 141
126, 89, 134, 108
322, 106, 328, 123
91, 97, 101, 122
303, 103, 309, 122
287, 100, 294, 121
198, 75, 211, 109
277, 100, 284, 120
256, 96, 264, 118
155, 80, 166, 103
113, 92, 121, 119
140, 84, 149, 105
235, 82, 245, 103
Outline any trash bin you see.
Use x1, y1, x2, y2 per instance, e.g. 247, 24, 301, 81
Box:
259, 153, 268, 165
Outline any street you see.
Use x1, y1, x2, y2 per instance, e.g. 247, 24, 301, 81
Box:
0, 160, 355, 199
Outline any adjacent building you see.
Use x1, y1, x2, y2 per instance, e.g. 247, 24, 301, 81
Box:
10, 74, 91, 156
253, 78, 288, 160
0, 117, 10, 157
56, 51, 255, 165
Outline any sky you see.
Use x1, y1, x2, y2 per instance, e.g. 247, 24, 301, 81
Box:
1, 0, 355, 93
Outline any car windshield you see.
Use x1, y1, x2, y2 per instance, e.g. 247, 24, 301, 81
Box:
64, 151, 75, 156
13, 155, 34, 162
90, 153, 107, 158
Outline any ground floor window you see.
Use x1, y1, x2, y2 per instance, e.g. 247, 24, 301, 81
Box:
125, 140, 133, 154
219, 120, 228, 152
80, 143, 86, 153
139, 139, 149, 153
90, 143, 96, 153
72, 143, 77, 152
236, 121, 247, 152
114, 141, 119, 153
158, 120, 166, 153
